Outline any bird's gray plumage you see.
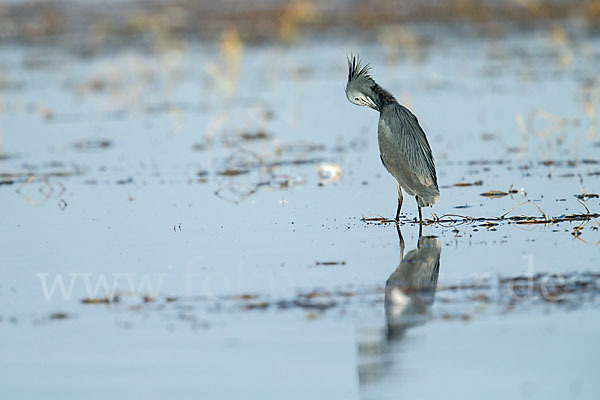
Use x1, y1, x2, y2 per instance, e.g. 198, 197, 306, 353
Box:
345, 54, 440, 219
379, 104, 439, 207
356, 227, 441, 384
385, 231, 441, 339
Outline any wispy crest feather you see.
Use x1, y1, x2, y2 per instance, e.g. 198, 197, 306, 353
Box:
347, 54, 373, 87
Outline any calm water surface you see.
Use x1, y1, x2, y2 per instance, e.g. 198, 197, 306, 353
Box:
1, 24, 599, 399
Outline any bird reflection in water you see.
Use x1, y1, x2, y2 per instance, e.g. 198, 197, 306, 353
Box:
385, 225, 441, 340
358, 225, 441, 386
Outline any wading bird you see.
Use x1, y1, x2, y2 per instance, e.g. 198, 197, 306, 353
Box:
385, 226, 441, 340
345, 55, 439, 223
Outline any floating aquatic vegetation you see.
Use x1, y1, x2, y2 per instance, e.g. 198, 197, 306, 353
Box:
212, 143, 325, 202
116, 177, 134, 185
466, 159, 506, 165
88, 271, 599, 322
227, 294, 260, 301
221, 131, 273, 148
239, 130, 271, 141
454, 180, 483, 187
72, 138, 112, 152
576, 193, 599, 200
362, 201, 600, 236
214, 175, 301, 203
192, 140, 211, 152
81, 297, 112, 305
38, 103, 54, 120
269, 158, 324, 168
279, 141, 326, 153
1, 166, 79, 187
243, 302, 271, 311
77, 76, 121, 94
480, 186, 521, 198
480, 133, 495, 141
196, 170, 209, 183
315, 261, 346, 266
480, 190, 510, 198
454, 204, 471, 209
218, 169, 250, 177
48, 312, 69, 320
215, 104, 273, 148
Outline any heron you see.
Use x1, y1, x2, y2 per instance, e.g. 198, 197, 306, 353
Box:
345, 55, 440, 223
357, 226, 441, 384
385, 226, 441, 340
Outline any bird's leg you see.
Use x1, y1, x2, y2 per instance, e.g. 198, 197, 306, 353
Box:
395, 223, 405, 262
395, 184, 403, 223
415, 196, 423, 224
395, 201, 402, 223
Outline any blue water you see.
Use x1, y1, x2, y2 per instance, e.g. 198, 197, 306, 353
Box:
1, 23, 599, 399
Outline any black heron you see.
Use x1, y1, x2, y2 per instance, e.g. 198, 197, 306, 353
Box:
357, 226, 441, 384
345, 55, 440, 223
385, 226, 441, 340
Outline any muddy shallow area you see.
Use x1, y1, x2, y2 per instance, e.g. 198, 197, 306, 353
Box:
1, 14, 599, 400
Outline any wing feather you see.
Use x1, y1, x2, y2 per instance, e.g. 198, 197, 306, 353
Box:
382, 104, 438, 189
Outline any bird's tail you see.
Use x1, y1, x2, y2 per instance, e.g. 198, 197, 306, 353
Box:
417, 188, 440, 207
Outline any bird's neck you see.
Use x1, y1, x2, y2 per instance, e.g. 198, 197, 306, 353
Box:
369, 84, 397, 111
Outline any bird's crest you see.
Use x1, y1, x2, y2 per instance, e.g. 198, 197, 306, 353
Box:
346, 54, 373, 88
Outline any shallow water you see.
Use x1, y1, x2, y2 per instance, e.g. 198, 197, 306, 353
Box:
1, 23, 599, 399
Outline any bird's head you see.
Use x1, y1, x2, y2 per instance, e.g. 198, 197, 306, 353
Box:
345, 54, 378, 110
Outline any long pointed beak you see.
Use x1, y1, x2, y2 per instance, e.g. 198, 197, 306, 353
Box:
366, 97, 378, 111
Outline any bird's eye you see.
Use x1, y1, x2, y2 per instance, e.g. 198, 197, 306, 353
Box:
354, 98, 359, 101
